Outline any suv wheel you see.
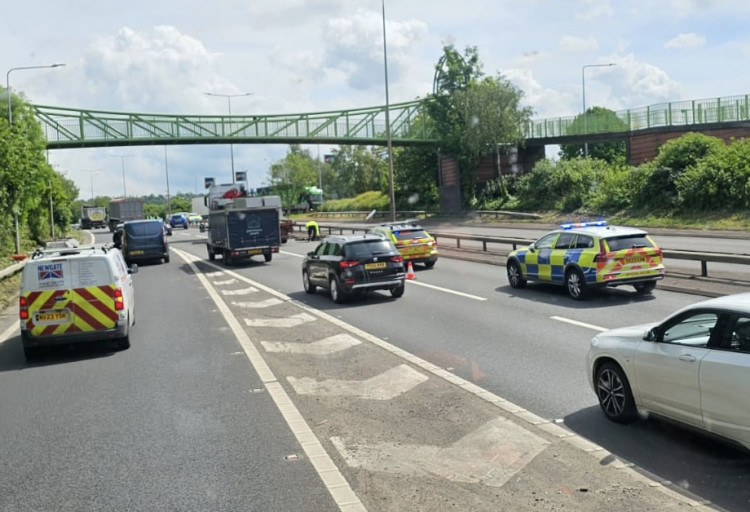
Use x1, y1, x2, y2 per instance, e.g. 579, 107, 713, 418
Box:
330, 276, 346, 304
390, 282, 405, 298
565, 268, 587, 300
303, 270, 316, 294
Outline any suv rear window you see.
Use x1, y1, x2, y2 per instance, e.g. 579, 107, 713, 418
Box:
605, 235, 654, 251
344, 240, 395, 258
125, 221, 163, 237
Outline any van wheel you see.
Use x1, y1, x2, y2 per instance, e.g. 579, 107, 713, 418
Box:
224, 252, 232, 266
117, 334, 131, 351
264, 253, 272, 263
163, 255, 170, 263
207, 245, 215, 261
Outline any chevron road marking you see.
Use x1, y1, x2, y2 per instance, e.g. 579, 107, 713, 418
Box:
231, 298, 284, 309
213, 277, 238, 285
244, 312, 317, 328
331, 417, 549, 488
261, 333, 362, 354
221, 286, 260, 296
287, 364, 428, 399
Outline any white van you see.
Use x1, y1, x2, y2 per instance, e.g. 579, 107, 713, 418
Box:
19, 244, 138, 360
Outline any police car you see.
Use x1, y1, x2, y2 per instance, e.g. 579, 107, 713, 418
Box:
366, 220, 438, 268
505, 221, 665, 300
19, 244, 138, 359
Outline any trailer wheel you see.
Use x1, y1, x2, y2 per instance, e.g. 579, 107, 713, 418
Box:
207, 244, 215, 261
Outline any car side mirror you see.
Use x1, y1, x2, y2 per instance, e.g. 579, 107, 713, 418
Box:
129, 264, 139, 275
528, 242, 536, 253
644, 328, 657, 342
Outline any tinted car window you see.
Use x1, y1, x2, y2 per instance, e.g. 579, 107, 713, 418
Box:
126, 221, 164, 237
344, 240, 394, 258
554, 232, 575, 249
605, 235, 654, 251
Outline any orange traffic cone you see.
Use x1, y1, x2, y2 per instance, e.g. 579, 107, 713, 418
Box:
406, 261, 415, 280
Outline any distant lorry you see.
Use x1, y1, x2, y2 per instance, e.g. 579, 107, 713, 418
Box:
289, 185, 325, 213
108, 198, 145, 232
80, 205, 108, 229
191, 196, 209, 217
206, 195, 282, 265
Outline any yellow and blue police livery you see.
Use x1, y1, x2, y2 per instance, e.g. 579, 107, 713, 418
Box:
506, 221, 665, 300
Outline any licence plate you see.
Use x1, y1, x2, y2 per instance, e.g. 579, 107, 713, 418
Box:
36, 309, 70, 323
130, 250, 144, 255
365, 262, 387, 270
625, 257, 645, 263
248, 249, 262, 255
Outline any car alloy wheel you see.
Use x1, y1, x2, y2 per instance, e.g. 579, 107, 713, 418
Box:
565, 268, 586, 300
330, 277, 345, 304
506, 260, 526, 289
595, 362, 636, 423
303, 270, 316, 294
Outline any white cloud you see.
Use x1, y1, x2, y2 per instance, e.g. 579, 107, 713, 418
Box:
558, 35, 599, 53
664, 33, 706, 49
576, 0, 614, 21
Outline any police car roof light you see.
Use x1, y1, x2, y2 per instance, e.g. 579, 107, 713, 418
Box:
561, 220, 607, 230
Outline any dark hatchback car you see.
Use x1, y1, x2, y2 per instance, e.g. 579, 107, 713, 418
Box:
118, 219, 170, 265
302, 234, 406, 303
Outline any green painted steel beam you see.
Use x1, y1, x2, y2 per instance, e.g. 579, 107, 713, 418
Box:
31, 92, 750, 150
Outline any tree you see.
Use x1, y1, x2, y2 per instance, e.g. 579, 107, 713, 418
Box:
426, 45, 533, 207
559, 107, 628, 163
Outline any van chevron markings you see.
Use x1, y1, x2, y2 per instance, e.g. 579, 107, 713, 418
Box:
286, 364, 428, 399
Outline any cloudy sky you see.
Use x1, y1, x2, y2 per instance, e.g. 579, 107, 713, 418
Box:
3, 0, 749, 200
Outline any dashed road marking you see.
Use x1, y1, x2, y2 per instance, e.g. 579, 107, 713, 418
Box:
551, 316, 608, 332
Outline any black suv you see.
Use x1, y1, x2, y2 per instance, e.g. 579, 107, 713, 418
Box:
302, 234, 406, 303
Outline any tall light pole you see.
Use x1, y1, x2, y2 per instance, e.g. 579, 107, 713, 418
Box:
109, 154, 133, 197
582, 63, 616, 157
82, 170, 101, 201
164, 146, 172, 217
204, 91, 252, 183
6, 63, 66, 254
381, 0, 396, 222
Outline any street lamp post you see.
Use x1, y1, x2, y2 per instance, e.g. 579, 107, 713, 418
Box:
109, 154, 133, 197
6, 63, 66, 254
582, 63, 616, 157
82, 170, 101, 201
204, 91, 252, 183
381, 0, 396, 222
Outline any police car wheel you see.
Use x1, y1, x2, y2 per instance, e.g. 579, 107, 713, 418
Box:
506, 260, 527, 289
424, 260, 436, 269
565, 269, 587, 300
303, 270, 317, 294
633, 281, 656, 294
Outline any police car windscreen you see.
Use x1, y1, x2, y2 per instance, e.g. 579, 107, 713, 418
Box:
606, 235, 653, 251
393, 229, 428, 241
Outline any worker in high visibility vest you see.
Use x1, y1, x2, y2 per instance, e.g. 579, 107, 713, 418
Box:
306, 220, 320, 242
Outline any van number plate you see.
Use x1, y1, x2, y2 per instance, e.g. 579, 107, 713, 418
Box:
365, 262, 387, 270
36, 309, 70, 323
130, 250, 145, 255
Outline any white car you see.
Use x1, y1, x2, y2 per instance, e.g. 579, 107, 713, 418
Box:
587, 293, 750, 451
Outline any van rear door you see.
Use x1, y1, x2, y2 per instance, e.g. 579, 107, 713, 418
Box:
22, 258, 119, 337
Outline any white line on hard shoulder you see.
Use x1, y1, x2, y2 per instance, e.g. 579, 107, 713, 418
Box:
550, 316, 608, 332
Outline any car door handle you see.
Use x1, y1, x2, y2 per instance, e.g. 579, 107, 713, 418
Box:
679, 354, 697, 362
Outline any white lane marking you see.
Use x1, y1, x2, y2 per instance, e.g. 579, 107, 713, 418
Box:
261, 333, 361, 354
213, 278, 238, 285
231, 298, 284, 309
174, 249, 366, 512
282, 250, 487, 301
550, 316, 608, 332
288, 364, 428, 400
0, 320, 18, 345
244, 312, 316, 328
221, 287, 259, 296
331, 416, 549, 487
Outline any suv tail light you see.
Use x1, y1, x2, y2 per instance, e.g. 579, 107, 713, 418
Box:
390, 255, 403, 263
593, 240, 608, 262
339, 260, 360, 268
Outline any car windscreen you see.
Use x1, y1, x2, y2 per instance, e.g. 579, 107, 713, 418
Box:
125, 221, 163, 237
345, 240, 394, 258
605, 235, 654, 251
392, 229, 429, 241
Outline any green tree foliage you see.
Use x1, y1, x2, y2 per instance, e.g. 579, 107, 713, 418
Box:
327, 145, 385, 199
559, 107, 628, 163
675, 138, 750, 211
515, 158, 598, 212
393, 144, 439, 210
427, 44, 533, 207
